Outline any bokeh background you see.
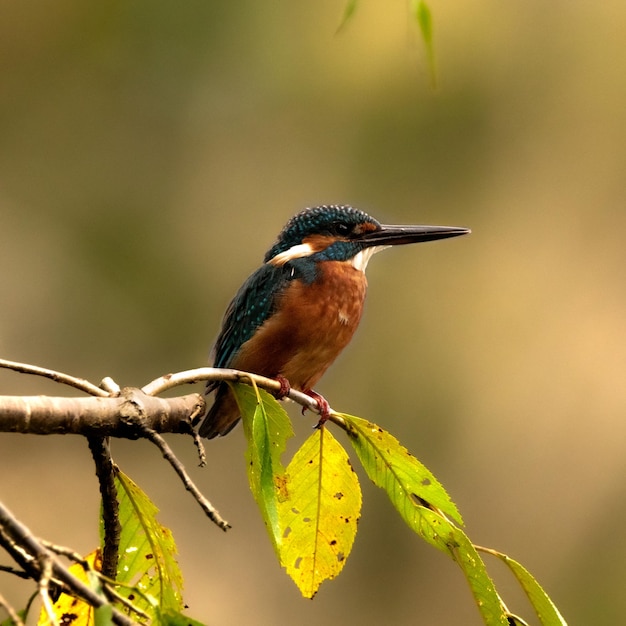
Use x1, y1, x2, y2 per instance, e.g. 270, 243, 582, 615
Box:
1, 1, 625, 624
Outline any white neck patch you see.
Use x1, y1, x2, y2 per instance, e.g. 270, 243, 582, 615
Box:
351, 245, 388, 272
269, 242, 388, 272
268, 242, 314, 266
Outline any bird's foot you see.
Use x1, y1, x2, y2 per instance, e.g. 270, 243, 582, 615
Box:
273, 375, 291, 400
303, 389, 331, 429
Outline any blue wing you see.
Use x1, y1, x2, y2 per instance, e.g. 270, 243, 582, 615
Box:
211, 262, 291, 370
202, 257, 318, 436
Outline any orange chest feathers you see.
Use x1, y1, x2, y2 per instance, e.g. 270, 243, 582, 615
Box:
231, 261, 368, 390
283, 260, 368, 338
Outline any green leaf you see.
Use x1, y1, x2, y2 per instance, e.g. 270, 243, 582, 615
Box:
342, 414, 509, 625
2, 610, 27, 626
232, 385, 361, 597
412, 0, 433, 44
159, 609, 208, 626
336, 0, 359, 34
278, 427, 361, 598
340, 414, 462, 526
480, 548, 568, 626
411, 0, 437, 87
230, 382, 294, 552
94, 604, 114, 626
447, 532, 511, 626
114, 470, 184, 618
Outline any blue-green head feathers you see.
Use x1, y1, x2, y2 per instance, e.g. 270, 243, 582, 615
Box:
264, 205, 380, 263
213, 206, 380, 369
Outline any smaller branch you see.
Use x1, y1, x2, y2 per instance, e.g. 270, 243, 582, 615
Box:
37, 556, 58, 626
138, 424, 231, 531
328, 412, 347, 430
99, 377, 121, 395
142, 367, 324, 415
87, 437, 120, 579
0, 366, 336, 437
0, 521, 40, 582
38, 542, 150, 622
171, 403, 207, 466
0, 564, 30, 579
0, 591, 25, 626
39, 541, 90, 564
189, 427, 207, 467
0, 501, 134, 626
0, 358, 108, 397
99, 583, 150, 621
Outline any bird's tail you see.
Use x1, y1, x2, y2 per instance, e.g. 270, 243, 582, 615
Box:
198, 383, 241, 439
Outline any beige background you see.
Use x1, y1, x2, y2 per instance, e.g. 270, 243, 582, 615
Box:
1, 2, 625, 624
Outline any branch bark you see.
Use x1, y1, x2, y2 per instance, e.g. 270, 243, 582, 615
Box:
0, 389, 204, 436
87, 437, 120, 579
0, 362, 333, 619
0, 501, 135, 626
0, 367, 328, 437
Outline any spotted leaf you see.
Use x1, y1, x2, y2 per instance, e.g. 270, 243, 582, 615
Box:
114, 470, 183, 617
231, 382, 293, 553
278, 427, 361, 598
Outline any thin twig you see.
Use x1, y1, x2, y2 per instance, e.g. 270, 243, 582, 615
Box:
37, 556, 58, 626
0, 359, 331, 423
0, 358, 108, 397
190, 427, 207, 467
99, 377, 121, 395
142, 366, 326, 415
39, 541, 89, 565
0, 363, 331, 435
94, 572, 150, 620
0, 521, 39, 581
0, 592, 25, 626
37, 542, 150, 622
0, 564, 30, 579
121, 383, 230, 528
87, 437, 120, 579
139, 424, 230, 531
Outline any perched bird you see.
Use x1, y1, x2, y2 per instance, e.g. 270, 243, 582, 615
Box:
199, 204, 469, 439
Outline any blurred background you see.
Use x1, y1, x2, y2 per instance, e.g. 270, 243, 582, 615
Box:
1, 1, 625, 623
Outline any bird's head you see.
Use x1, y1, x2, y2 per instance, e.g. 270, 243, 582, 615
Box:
265, 204, 469, 272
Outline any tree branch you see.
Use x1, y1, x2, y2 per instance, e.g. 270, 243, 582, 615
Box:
37, 556, 58, 626
87, 437, 120, 579
0, 367, 333, 437
0, 501, 134, 626
142, 367, 323, 415
0, 361, 347, 618
0, 358, 108, 397
0, 389, 204, 436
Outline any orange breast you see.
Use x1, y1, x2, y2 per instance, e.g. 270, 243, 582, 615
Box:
230, 261, 368, 390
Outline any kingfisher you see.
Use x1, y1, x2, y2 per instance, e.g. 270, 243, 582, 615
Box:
199, 204, 469, 439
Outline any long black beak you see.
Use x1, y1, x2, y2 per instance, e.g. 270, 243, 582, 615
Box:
359, 224, 471, 247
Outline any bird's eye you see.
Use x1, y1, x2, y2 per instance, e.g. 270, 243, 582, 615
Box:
335, 222, 354, 236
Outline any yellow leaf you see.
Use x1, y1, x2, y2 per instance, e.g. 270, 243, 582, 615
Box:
38, 549, 101, 626
278, 428, 361, 598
